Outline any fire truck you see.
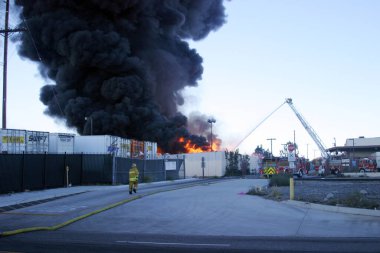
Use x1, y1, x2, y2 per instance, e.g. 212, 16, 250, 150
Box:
236, 98, 341, 175
358, 158, 377, 173
260, 156, 306, 177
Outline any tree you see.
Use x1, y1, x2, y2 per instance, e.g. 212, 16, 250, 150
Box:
240, 154, 250, 176
254, 145, 271, 159
225, 149, 241, 176
224, 150, 251, 176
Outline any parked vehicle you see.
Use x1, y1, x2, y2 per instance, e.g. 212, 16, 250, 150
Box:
358, 158, 377, 173
369, 152, 380, 172
260, 157, 305, 177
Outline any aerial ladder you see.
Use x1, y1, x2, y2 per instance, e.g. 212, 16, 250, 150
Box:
235, 98, 329, 159
285, 98, 329, 159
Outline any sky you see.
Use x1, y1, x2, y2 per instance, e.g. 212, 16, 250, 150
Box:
2, 0, 380, 159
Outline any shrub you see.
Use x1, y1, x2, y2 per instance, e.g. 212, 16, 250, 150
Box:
269, 174, 292, 187
325, 192, 379, 209
269, 186, 282, 200
247, 186, 267, 196
341, 192, 379, 209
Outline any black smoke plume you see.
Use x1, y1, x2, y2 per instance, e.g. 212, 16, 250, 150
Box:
14, 0, 226, 153
188, 112, 221, 150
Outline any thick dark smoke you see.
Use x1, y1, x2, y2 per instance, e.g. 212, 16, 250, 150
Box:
188, 112, 222, 150
14, 0, 226, 153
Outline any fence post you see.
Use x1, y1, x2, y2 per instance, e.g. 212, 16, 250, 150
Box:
112, 155, 116, 185
66, 165, 70, 187
43, 152, 47, 189
163, 159, 166, 181
183, 155, 186, 179
21, 152, 25, 191
80, 153, 84, 185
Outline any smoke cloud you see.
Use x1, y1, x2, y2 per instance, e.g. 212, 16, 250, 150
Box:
14, 0, 225, 153
188, 112, 222, 151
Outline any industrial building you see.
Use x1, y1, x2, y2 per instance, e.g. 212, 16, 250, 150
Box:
327, 137, 380, 159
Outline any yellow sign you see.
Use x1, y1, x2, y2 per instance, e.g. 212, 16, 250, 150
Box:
264, 167, 277, 175
2, 136, 25, 144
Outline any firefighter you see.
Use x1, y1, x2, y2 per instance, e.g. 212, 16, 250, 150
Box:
129, 163, 139, 194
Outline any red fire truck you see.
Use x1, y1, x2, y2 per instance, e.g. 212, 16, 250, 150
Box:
358, 158, 377, 173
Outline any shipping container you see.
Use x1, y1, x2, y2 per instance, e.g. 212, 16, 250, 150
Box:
144, 141, 157, 159
131, 139, 144, 158
0, 128, 26, 153
74, 135, 122, 156
26, 130, 49, 153
119, 138, 131, 158
49, 133, 75, 154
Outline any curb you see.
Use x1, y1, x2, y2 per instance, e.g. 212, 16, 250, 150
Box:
284, 200, 380, 217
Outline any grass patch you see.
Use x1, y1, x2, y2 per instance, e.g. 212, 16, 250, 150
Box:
326, 192, 379, 209
269, 174, 292, 187
268, 186, 282, 200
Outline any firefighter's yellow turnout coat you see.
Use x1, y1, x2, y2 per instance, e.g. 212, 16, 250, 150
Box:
129, 164, 139, 182
129, 164, 139, 193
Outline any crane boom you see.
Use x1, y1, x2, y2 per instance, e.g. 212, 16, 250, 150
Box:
285, 98, 329, 158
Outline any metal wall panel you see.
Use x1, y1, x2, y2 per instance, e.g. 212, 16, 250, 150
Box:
0, 129, 26, 153
26, 131, 49, 153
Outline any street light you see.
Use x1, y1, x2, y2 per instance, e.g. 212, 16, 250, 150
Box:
266, 138, 276, 159
85, 116, 93, 135
207, 118, 216, 151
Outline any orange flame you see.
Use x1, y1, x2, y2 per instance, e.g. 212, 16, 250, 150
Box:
157, 146, 164, 155
178, 137, 221, 153
157, 137, 221, 154
179, 137, 204, 153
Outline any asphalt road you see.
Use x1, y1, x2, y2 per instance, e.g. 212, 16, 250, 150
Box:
1, 178, 380, 253
1, 231, 380, 253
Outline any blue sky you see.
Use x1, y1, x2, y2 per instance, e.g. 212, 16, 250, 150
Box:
3, 0, 380, 158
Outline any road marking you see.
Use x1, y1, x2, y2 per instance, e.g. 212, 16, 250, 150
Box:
118, 241, 230, 247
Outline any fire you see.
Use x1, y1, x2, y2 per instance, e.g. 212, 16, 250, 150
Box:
179, 137, 204, 153
157, 137, 222, 155
178, 137, 221, 153
157, 146, 164, 155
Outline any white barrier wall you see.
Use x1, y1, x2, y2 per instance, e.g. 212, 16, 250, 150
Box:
183, 151, 226, 178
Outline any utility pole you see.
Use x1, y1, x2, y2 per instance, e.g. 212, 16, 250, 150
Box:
1, 0, 26, 128
266, 138, 276, 159
207, 118, 216, 151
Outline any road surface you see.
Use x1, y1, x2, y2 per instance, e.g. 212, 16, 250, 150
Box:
1, 179, 380, 252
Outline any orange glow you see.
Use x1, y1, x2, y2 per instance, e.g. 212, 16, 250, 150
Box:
157, 137, 222, 154
157, 146, 164, 154
179, 137, 221, 153
181, 138, 204, 153
211, 138, 222, 152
